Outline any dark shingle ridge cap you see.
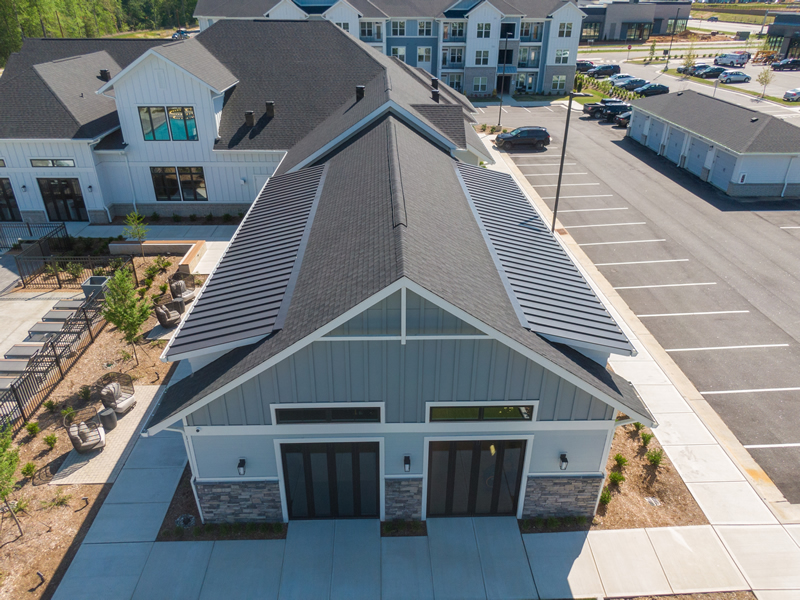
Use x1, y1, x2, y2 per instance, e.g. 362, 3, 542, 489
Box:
387, 119, 408, 228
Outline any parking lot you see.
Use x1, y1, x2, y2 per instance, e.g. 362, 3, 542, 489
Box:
474, 104, 800, 503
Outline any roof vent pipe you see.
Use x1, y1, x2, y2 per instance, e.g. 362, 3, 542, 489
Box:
245, 111, 255, 127
356, 85, 365, 101
265, 101, 275, 118
99, 69, 111, 82
432, 89, 440, 103
431, 77, 439, 89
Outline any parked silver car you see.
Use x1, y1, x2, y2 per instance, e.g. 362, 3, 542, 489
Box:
784, 88, 800, 102
719, 70, 751, 84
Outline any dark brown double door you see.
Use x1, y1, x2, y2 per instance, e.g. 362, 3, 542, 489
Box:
427, 439, 526, 517
37, 178, 88, 221
281, 442, 379, 519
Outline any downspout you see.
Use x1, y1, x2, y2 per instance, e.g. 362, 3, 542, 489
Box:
782, 155, 798, 198
124, 152, 137, 213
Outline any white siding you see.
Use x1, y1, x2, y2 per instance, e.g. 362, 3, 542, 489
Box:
267, 0, 308, 19
324, 1, 359, 36
466, 3, 502, 68
735, 154, 798, 185
544, 3, 582, 67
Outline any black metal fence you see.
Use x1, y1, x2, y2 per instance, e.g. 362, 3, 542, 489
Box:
0, 292, 106, 435
0, 222, 68, 251
16, 254, 139, 290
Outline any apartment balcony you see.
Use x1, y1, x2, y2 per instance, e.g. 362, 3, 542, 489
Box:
517, 58, 540, 69
441, 61, 465, 70
442, 34, 466, 43
520, 35, 543, 43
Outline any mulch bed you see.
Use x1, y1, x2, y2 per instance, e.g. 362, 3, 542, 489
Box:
108, 214, 243, 226
381, 520, 427, 537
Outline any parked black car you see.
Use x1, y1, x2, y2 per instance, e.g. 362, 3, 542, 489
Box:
576, 60, 595, 73
601, 103, 631, 122
495, 126, 551, 150
695, 66, 727, 79
614, 111, 632, 127
634, 83, 669, 96
682, 63, 710, 76
616, 78, 648, 91
582, 98, 625, 117
772, 58, 800, 71
586, 64, 621, 78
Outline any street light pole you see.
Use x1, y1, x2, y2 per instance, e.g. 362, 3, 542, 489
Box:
497, 32, 512, 127
551, 91, 574, 233
666, 7, 680, 67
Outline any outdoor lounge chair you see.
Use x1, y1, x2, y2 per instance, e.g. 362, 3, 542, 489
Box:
155, 303, 181, 328
65, 409, 105, 453
170, 279, 196, 303
98, 372, 137, 414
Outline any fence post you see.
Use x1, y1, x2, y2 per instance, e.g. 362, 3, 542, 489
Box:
54, 259, 62, 289
82, 307, 94, 341
10, 383, 28, 424
50, 341, 64, 379
130, 255, 139, 286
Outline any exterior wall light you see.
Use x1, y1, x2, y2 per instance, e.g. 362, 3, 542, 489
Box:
559, 453, 569, 471
21, 185, 26, 192
404, 455, 411, 473
88, 185, 93, 192
237, 458, 246, 476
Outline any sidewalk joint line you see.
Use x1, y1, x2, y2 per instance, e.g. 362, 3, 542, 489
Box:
566, 222, 646, 229
665, 343, 788, 352
580, 239, 665, 246
614, 282, 716, 289
637, 310, 748, 317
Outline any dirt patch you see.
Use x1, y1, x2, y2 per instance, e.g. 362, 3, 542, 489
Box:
156, 466, 287, 542
620, 593, 756, 600
108, 214, 243, 226
381, 520, 427, 537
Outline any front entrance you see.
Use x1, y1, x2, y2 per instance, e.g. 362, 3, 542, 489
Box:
427, 439, 526, 517
281, 442, 379, 519
37, 178, 88, 222
0, 179, 22, 221
496, 74, 512, 94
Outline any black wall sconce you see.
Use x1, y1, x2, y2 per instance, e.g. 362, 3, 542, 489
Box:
559, 453, 569, 471
21, 185, 26, 192
237, 458, 246, 476
404, 455, 411, 473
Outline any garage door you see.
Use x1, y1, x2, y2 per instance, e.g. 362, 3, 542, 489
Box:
646, 120, 665, 153
664, 129, 686, 165
710, 150, 737, 191
629, 112, 647, 143
686, 138, 710, 177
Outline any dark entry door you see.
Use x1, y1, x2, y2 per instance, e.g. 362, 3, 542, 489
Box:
496, 75, 512, 94
281, 442, 379, 519
427, 439, 526, 517
0, 179, 22, 221
37, 178, 88, 222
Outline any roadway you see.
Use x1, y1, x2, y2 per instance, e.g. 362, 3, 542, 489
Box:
689, 18, 768, 36
472, 104, 800, 505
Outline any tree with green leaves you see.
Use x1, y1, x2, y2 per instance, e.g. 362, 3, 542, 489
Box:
648, 40, 656, 62
756, 67, 774, 98
682, 43, 697, 73
0, 421, 23, 536
102, 268, 151, 366
122, 211, 149, 258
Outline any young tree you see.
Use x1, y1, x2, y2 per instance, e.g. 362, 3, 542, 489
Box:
648, 40, 657, 62
0, 421, 23, 536
756, 67, 774, 98
102, 268, 151, 366
682, 43, 697, 73
122, 211, 149, 258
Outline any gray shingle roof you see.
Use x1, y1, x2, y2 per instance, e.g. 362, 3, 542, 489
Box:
165, 165, 327, 359
147, 114, 653, 430
631, 90, 800, 154
457, 162, 633, 354
152, 39, 238, 93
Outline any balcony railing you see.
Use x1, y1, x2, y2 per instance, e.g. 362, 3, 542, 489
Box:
441, 61, 465, 69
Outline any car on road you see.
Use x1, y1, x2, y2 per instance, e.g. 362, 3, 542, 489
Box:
576, 60, 595, 73
582, 98, 625, 117
695, 66, 727, 79
634, 83, 669, 96
615, 78, 648, 91
608, 73, 633, 82
707, 16, 718, 22
494, 126, 551, 150
772, 58, 800, 71
784, 88, 800, 101
614, 111, 632, 127
601, 103, 631, 122
172, 29, 190, 40
587, 64, 621, 78
715, 53, 747, 67
719, 70, 751, 83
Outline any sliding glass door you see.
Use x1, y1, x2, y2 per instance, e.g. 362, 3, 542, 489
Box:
37, 178, 88, 222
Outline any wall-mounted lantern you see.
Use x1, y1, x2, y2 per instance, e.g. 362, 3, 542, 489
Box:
237, 458, 246, 476
404, 455, 411, 473
559, 453, 569, 471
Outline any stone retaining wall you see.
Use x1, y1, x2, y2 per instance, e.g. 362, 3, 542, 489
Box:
385, 478, 423, 521
521, 475, 604, 518
195, 480, 283, 523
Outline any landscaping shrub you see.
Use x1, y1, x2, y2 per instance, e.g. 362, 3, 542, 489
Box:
641, 432, 654, 446
600, 488, 612, 505
159, 283, 168, 295
25, 422, 39, 437
222, 213, 232, 222
44, 400, 57, 413
61, 406, 75, 423
172, 213, 181, 222
44, 434, 57, 450
174, 525, 184, 537
614, 453, 628, 468
189, 214, 197, 222
608, 471, 625, 485
205, 213, 213, 222
646, 449, 664, 467
150, 212, 160, 221
272, 522, 283, 534
546, 516, 559, 529
21, 462, 36, 478
79, 386, 91, 402
633, 422, 644, 431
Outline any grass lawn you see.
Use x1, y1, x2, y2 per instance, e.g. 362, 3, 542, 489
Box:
107, 28, 178, 39
573, 89, 609, 105
679, 73, 796, 105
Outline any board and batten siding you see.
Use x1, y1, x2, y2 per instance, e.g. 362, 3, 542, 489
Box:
186, 338, 615, 427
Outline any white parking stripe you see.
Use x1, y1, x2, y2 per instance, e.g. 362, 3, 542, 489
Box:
501, 107, 508, 113
533, 182, 600, 187
666, 343, 789, 352
560, 208, 629, 213
637, 310, 749, 317
543, 106, 554, 112
526, 172, 588, 176
780, 226, 800, 229
596, 258, 687, 266
614, 282, 716, 289
541, 194, 614, 199
580, 239, 666, 246
743, 443, 800, 449
522, 107, 531, 112
518, 163, 577, 167
701, 387, 800, 395
566, 222, 646, 228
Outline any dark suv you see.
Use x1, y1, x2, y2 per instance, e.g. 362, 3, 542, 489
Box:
495, 127, 551, 150
587, 64, 621, 78
772, 58, 800, 71
576, 60, 595, 73
601, 103, 631, 122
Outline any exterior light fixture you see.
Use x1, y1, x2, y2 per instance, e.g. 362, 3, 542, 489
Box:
559, 453, 569, 471
404, 455, 411, 473
237, 458, 246, 476
21, 185, 26, 192
88, 185, 93, 192
240, 177, 247, 185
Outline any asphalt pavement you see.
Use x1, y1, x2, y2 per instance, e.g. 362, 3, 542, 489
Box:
475, 105, 800, 504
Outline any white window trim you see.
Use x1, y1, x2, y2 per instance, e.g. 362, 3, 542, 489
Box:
477, 22, 491, 38
391, 46, 406, 61
418, 20, 432, 36
269, 401, 386, 425
392, 20, 405, 36
418, 46, 432, 62
425, 400, 539, 424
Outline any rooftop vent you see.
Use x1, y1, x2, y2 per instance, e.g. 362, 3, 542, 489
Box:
431, 77, 439, 90
750, 117, 759, 122
356, 85, 365, 102
245, 111, 255, 127
99, 69, 111, 82
265, 101, 275, 118
432, 89, 440, 103
677, 91, 683, 96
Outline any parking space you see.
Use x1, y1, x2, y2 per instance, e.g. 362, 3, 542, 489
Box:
474, 105, 800, 504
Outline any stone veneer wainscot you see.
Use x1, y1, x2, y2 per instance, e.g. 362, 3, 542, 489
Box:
385, 478, 423, 520
195, 480, 283, 522
521, 475, 604, 518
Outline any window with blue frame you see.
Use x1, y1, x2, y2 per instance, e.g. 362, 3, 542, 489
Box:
139, 106, 197, 141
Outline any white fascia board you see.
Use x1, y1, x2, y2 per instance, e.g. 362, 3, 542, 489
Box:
266, 0, 308, 17
466, 1, 504, 18
540, 333, 634, 358
550, 1, 586, 19
464, 141, 494, 164
323, 0, 362, 18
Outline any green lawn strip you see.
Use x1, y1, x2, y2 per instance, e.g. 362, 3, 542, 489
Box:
572, 90, 609, 105
678, 74, 795, 105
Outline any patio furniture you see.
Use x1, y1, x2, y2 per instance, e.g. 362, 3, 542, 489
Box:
154, 302, 181, 328
169, 273, 197, 303
97, 372, 137, 414
65, 407, 106, 453
99, 407, 118, 431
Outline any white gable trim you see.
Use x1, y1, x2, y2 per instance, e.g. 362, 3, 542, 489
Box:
549, 2, 586, 20
466, 1, 504, 18
323, 0, 362, 18
147, 277, 654, 434
266, 0, 308, 18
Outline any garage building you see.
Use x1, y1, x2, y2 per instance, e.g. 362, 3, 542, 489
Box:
628, 90, 800, 198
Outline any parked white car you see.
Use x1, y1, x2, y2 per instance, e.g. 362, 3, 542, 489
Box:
784, 88, 800, 102
719, 70, 751, 84
608, 73, 634, 82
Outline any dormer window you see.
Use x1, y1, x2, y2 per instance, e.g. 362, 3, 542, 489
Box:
139, 106, 197, 141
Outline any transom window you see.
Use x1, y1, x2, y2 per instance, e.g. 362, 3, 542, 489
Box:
473, 76, 488, 92
418, 20, 432, 36
275, 407, 381, 424
558, 22, 572, 37
477, 23, 491, 38
335, 22, 349, 32
391, 20, 405, 36
150, 166, 207, 201
555, 49, 569, 64
30, 159, 75, 167
429, 405, 534, 422
139, 106, 197, 141
476, 50, 489, 66
391, 46, 406, 62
